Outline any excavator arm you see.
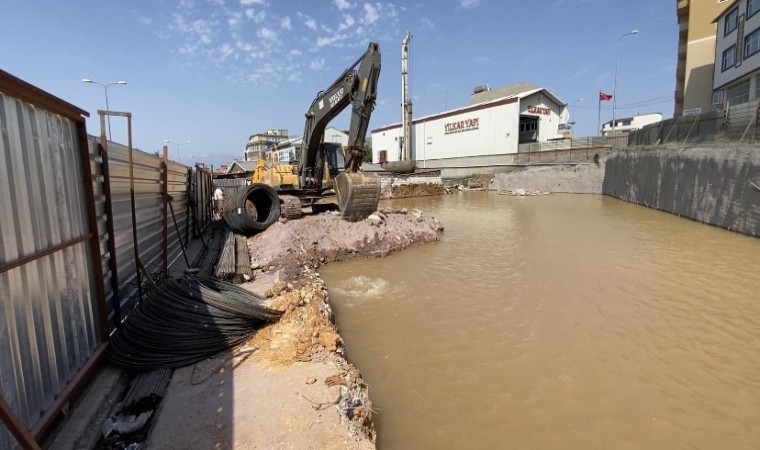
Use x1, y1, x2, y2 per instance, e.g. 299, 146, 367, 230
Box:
299, 42, 382, 221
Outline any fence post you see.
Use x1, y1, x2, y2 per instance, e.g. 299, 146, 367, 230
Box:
161, 157, 168, 276
738, 106, 757, 143
683, 115, 700, 143
98, 139, 121, 328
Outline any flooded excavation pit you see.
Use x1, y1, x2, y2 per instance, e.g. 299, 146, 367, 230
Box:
321, 192, 760, 450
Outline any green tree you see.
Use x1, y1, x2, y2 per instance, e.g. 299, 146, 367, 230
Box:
362, 138, 372, 163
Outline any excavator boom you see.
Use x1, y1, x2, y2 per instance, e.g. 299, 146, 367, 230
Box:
300, 42, 382, 221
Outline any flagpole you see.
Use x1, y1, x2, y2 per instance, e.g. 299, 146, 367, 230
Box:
597, 91, 601, 136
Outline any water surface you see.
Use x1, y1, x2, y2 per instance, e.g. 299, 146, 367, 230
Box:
321, 192, 760, 450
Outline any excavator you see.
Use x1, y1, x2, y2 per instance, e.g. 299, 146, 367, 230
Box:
252, 42, 382, 221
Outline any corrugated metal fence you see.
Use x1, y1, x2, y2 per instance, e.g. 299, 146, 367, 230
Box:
0, 70, 213, 448
93, 138, 193, 329
0, 71, 108, 449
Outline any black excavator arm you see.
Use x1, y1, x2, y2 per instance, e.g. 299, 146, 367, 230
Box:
297, 42, 382, 221
299, 42, 381, 187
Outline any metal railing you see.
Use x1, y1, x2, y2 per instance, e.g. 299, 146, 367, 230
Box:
628, 100, 760, 147
517, 136, 617, 152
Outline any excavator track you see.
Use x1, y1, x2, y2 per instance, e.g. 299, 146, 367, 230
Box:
279, 195, 303, 220
334, 172, 381, 221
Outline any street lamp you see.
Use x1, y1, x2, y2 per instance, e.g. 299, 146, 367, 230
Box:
81, 79, 127, 140
570, 97, 583, 125
612, 29, 638, 136
165, 140, 191, 163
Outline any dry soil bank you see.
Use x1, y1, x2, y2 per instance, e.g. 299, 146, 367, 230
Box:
147, 209, 443, 449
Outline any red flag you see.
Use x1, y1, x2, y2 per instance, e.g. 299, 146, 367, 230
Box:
599, 92, 613, 101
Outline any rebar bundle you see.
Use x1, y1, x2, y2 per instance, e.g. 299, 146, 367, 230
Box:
223, 184, 281, 236
109, 275, 282, 370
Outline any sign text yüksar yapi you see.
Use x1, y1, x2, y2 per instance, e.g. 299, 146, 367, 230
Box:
444, 117, 479, 134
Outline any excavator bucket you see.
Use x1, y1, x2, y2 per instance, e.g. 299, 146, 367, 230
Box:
334, 172, 381, 221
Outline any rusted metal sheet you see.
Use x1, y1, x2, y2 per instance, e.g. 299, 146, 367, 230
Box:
0, 88, 102, 447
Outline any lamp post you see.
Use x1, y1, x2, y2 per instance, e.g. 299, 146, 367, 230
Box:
81, 79, 127, 140
612, 29, 638, 136
164, 140, 191, 164
570, 97, 583, 126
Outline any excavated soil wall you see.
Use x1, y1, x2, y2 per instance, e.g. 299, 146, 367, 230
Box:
489, 162, 606, 194
603, 145, 760, 236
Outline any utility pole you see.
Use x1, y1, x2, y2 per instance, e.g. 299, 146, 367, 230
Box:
401, 32, 413, 161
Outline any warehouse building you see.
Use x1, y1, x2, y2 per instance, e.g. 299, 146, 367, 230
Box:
370, 82, 568, 171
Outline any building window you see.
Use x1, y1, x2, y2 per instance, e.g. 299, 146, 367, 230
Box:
725, 7, 739, 36
723, 45, 736, 71
755, 75, 760, 100
712, 89, 725, 105
749, 0, 760, 18
746, 27, 760, 58
726, 80, 750, 106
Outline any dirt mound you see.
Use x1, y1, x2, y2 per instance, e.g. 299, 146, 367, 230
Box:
247, 208, 443, 292
241, 209, 443, 443
391, 183, 447, 198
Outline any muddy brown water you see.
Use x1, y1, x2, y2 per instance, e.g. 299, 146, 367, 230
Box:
320, 192, 760, 450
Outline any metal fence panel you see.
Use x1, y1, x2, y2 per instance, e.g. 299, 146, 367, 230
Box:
92, 138, 190, 329
0, 92, 100, 448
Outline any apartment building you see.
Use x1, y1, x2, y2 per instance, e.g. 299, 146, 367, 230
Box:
675, 0, 733, 117
714, 0, 760, 106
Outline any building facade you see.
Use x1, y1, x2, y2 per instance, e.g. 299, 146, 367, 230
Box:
600, 113, 664, 136
243, 129, 289, 161
370, 85, 568, 166
714, 0, 760, 107
675, 0, 733, 117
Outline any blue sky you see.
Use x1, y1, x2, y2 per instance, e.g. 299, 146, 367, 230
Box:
1, 0, 676, 167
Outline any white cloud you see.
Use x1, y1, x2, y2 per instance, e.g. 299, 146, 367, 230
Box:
459, 0, 481, 9
138, 16, 152, 25
289, 48, 302, 56
219, 42, 235, 60
257, 26, 277, 41
172, 14, 216, 45
245, 9, 267, 23
310, 58, 325, 70
228, 12, 243, 29
240, 0, 267, 5
337, 13, 355, 31
280, 16, 292, 30
334, 0, 353, 10
317, 32, 349, 47
297, 12, 318, 30
363, 3, 379, 24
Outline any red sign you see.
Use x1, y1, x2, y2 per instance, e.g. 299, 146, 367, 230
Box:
527, 106, 551, 115
444, 117, 479, 134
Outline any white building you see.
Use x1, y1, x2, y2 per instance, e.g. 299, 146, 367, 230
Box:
265, 127, 349, 164
713, 0, 760, 107
600, 113, 663, 137
370, 85, 568, 167
323, 127, 349, 147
